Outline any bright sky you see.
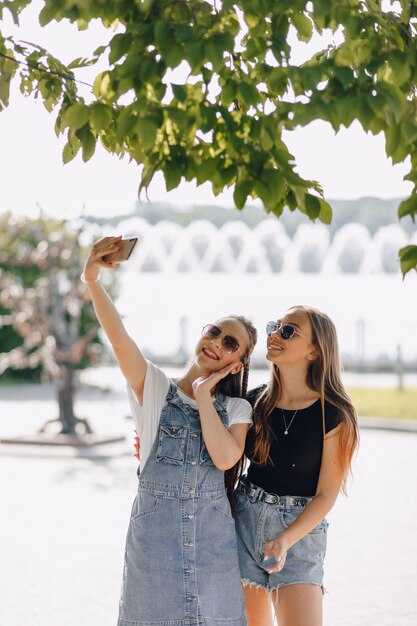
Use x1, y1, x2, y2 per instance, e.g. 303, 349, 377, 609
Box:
0, 1, 413, 218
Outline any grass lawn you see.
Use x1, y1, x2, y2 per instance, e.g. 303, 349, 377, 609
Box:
347, 387, 417, 420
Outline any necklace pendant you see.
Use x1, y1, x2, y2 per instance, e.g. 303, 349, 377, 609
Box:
284, 430, 288, 435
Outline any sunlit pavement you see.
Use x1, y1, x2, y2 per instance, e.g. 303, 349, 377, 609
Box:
1, 377, 416, 626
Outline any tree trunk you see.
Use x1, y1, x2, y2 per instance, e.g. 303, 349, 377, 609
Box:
56, 363, 92, 435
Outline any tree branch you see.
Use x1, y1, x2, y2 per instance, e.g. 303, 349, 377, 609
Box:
0, 51, 93, 89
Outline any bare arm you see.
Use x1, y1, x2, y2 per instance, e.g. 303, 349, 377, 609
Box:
192, 364, 250, 471
83, 236, 147, 401
264, 424, 344, 572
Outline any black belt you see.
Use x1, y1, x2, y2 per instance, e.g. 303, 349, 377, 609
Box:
239, 479, 312, 507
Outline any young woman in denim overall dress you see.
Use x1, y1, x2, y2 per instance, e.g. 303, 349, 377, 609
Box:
82, 236, 257, 626
234, 306, 359, 626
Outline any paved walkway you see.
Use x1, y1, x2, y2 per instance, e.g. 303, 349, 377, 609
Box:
1, 378, 417, 626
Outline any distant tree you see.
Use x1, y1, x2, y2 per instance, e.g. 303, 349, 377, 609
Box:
0, 212, 111, 435
1, 0, 417, 273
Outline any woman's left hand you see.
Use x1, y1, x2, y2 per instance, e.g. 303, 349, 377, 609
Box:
263, 534, 289, 573
192, 364, 236, 398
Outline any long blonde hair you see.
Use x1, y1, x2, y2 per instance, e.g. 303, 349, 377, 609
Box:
252, 305, 359, 494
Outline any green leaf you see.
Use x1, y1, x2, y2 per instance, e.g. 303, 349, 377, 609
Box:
67, 56, 98, 70
196, 158, 218, 185
222, 80, 237, 106
385, 125, 408, 164
0, 74, 11, 107
93, 72, 116, 102
109, 33, 132, 64
39, 4, 55, 26
401, 122, 417, 146
163, 43, 183, 69
163, 161, 182, 191
116, 110, 137, 141
239, 81, 259, 107
62, 103, 90, 130
286, 189, 297, 211
93, 45, 108, 57
291, 13, 313, 42
245, 14, 260, 29
82, 130, 96, 162
263, 169, 285, 200
62, 140, 80, 164
260, 128, 274, 151
169, 108, 189, 131
172, 84, 187, 102
399, 245, 417, 276
335, 66, 354, 89
234, 180, 253, 210
377, 82, 404, 123
254, 180, 274, 207
205, 41, 223, 72
90, 103, 112, 131
136, 118, 158, 151
268, 68, 288, 96
398, 196, 417, 219
185, 41, 205, 72
140, 58, 159, 83
318, 198, 333, 225
154, 19, 170, 43
305, 193, 321, 219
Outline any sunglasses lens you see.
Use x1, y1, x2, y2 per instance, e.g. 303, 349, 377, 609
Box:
202, 324, 221, 338
281, 324, 295, 340
266, 322, 277, 336
223, 335, 240, 354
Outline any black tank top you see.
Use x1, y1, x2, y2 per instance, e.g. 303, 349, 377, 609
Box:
245, 386, 340, 497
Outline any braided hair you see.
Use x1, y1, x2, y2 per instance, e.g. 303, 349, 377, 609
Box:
217, 315, 257, 508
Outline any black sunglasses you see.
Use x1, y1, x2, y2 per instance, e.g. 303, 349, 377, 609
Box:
266, 320, 311, 341
201, 324, 240, 354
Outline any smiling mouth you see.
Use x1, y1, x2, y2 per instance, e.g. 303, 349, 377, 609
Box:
202, 347, 219, 360
268, 343, 284, 351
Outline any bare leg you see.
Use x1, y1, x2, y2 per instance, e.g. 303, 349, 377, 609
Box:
272, 584, 322, 626
243, 584, 275, 626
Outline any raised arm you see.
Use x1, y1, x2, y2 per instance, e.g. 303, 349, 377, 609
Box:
83, 236, 147, 402
192, 364, 249, 471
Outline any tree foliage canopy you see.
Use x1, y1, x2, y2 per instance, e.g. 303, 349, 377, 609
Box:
1, 0, 417, 273
0, 212, 108, 380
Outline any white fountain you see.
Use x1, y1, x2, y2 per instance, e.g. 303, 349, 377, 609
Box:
97, 218, 417, 366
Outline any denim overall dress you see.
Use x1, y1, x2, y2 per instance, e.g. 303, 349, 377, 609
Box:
118, 381, 247, 626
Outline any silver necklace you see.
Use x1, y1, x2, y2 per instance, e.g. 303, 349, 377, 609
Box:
281, 408, 298, 435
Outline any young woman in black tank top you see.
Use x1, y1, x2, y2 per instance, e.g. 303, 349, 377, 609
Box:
234, 306, 359, 626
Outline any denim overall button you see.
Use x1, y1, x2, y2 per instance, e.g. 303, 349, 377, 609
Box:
190, 460, 197, 465
192, 433, 198, 438
187, 514, 194, 519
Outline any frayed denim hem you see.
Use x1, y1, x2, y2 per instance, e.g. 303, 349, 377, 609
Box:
242, 578, 327, 595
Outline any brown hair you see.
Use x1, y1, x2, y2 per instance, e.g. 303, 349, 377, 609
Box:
219, 315, 257, 506
252, 306, 359, 494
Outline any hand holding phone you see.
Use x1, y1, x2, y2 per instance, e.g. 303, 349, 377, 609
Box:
103, 237, 138, 263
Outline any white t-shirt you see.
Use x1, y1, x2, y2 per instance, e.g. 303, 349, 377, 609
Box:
127, 360, 253, 469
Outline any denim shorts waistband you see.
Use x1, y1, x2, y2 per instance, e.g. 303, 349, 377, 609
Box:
238, 479, 312, 508
138, 480, 226, 497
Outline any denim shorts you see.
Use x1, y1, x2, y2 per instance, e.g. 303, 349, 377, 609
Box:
234, 485, 328, 591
